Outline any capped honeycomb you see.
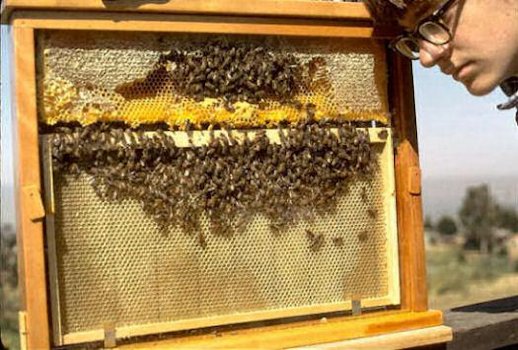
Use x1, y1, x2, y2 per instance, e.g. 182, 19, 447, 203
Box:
37, 31, 390, 128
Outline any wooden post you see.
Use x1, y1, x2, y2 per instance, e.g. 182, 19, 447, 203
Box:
389, 52, 429, 312
13, 25, 51, 349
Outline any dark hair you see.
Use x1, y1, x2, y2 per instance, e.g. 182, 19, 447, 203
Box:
364, 0, 410, 24
364, 0, 436, 26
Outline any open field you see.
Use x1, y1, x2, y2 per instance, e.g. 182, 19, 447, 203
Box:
427, 244, 518, 310
1, 283, 20, 350
429, 273, 518, 310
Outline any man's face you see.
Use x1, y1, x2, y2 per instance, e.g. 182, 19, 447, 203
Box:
403, 0, 518, 96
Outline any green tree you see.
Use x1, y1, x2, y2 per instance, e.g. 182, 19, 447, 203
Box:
436, 215, 457, 236
1, 228, 18, 287
424, 215, 434, 230
458, 184, 497, 254
495, 205, 518, 232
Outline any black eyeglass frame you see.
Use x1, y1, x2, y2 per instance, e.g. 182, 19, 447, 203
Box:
389, 0, 458, 60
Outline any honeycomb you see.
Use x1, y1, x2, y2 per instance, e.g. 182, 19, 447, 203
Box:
37, 31, 390, 128
47, 140, 397, 341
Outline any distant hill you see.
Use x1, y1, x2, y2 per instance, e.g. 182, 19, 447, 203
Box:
423, 176, 518, 220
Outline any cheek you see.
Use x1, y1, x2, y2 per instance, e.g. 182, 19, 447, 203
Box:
452, 24, 500, 70
451, 21, 484, 56
452, 2, 514, 63
449, 1, 493, 56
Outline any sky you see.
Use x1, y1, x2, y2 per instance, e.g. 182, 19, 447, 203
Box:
413, 62, 518, 180
413, 62, 518, 217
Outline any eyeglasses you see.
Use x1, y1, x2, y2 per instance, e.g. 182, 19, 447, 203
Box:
390, 0, 457, 60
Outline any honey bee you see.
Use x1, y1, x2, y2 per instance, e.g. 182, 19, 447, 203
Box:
358, 230, 369, 242
197, 232, 207, 249
68, 163, 81, 177
223, 99, 236, 113
306, 56, 332, 90
306, 229, 324, 252
377, 129, 389, 140
360, 186, 368, 203
332, 237, 344, 247
367, 208, 378, 219
311, 234, 325, 252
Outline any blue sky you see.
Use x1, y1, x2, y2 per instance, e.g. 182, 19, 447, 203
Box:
413, 62, 518, 179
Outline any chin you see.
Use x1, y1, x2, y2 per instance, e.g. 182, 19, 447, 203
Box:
463, 78, 498, 97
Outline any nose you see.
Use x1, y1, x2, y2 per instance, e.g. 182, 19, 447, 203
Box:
418, 40, 452, 67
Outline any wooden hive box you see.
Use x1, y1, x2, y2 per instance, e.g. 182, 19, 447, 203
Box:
0, 1, 452, 349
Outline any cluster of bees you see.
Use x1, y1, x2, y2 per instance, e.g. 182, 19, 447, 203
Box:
50, 120, 376, 246
163, 40, 304, 109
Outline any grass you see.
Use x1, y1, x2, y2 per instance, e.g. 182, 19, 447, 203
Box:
426, 244, 518, 309
1, 282, 20, 350
1, 328, 20, 350
1, 232, 20, 350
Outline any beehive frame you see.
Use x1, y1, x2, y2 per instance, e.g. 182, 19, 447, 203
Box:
1, 1, 441, 349
40, 127, 400, 346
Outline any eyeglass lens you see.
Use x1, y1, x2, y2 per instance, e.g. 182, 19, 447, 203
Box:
419, 21, 451, 44
395, 38, 420, 60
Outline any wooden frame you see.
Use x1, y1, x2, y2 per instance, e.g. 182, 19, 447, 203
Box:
2, 0, 372, 23
4, 3, 439, 349
11, 11, 376, 38
40, 138, 61, 346
298, 325, 453, 350
118, 310, 445, 349
389, 52, 429, 312
11, 25, 51, 350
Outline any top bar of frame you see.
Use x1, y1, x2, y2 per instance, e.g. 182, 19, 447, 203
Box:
2, 0, 373, 23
